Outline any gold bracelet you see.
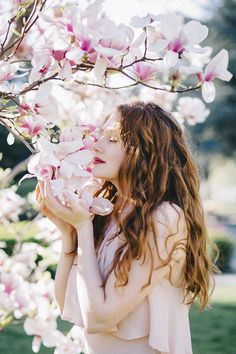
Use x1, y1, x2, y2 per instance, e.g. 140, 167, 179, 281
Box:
64, 250, 77, 257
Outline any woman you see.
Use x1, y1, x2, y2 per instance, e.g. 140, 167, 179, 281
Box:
36, 101, 219, 354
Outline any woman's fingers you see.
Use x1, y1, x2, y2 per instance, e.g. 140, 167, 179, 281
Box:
44, 180, 69, 216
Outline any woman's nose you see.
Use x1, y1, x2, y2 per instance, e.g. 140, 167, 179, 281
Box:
91, 138, 104, 153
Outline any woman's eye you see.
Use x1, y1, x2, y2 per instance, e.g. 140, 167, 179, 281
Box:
109, 137, 118, 143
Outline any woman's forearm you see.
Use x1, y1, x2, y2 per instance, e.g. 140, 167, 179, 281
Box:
75, 221, 107, 332
54, 230, 77, 314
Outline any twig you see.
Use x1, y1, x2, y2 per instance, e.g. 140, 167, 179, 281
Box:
75, 80, 139, 90
0, 117, 37, 153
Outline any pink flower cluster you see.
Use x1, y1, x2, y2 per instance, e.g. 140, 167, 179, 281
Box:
21, 123, 114, 216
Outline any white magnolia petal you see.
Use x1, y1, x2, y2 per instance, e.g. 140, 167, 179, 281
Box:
41, 152, 60, 167
205, 49, 230, 81
93, 55, 108, 82
66, 47, 84, 64
216, 70, 233, 81
94, 46, 119, 57
130, 15, 152, 28
64, 149, 94, 165
131, 31, 146, 48
163, 51, 179, 68
80, 190, 93, 208
183, 20, 208, 44
37, 136, 54, 153
185, 45, 210, 54
60, 160, 74, 179
202, 81, 216, 103
148, 38, 168, 53
58, 60, 72, 80
7, 133, 15, 145
74, 166, 92, 177
161, 12, 179, 39
56, 140, 85, 156
50, 179, 65, 197
90, 197, 114, 215
27, 153, 41, 174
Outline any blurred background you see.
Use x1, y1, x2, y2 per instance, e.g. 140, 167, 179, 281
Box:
0, 0, 235, 353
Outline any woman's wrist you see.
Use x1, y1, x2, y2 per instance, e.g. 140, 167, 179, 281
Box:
61, 230, 77, 253
74, 218, 93, 231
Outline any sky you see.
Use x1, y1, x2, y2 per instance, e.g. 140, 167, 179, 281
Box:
102, 0, 214, 25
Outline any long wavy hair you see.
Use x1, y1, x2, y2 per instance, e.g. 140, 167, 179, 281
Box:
92, 101, 220, 312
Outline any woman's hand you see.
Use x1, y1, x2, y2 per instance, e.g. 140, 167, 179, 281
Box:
36, 181, 75, 235
39, 180, 93, 230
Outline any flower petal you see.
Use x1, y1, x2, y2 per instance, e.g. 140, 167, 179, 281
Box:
183, 20, 208, 45
202, 81, 216, 103
204, 49, 232, 82
163, 51, 179, 67
64, 149, 94, 165
93, 55, 107, 82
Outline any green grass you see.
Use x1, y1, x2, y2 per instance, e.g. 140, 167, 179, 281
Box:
190, 285, 236, 354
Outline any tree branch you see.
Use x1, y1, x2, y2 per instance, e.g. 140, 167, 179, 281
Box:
0, 117, 37, 153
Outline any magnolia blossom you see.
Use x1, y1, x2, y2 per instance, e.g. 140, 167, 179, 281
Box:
92, 20, 134, 81
19, 116, 46, 137
146, 12, 209, 68
173, 97, 210, 125
20, 125, 113, 216
28, 49, 60, 83
197, 49, 233, 103
19, 82, 60, 124
0, 61, 19, 82
0, 188, 24, 222
0, 238, 82, 353
131, 62, 159, 81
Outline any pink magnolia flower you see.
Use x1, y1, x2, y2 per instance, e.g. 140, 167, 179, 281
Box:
0, 61, 19, 82
20, 125, 113, 216
28, 49, 58, 83
197, 49, 233, 103
19, 82, 59, 123
20, 116, 46, 137
174, 97, 210, 125
130, 14, 158, 28
0, 272, 23, 295
132, 62, 158, 81
92, 20, 134, 81
148, 12, 209, 68
0, 188, 24, 222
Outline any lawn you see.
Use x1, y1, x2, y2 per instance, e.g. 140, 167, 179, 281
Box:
190, 285, 236, 354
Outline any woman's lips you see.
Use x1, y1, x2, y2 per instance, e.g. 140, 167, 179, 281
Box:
94, 158, 106, 164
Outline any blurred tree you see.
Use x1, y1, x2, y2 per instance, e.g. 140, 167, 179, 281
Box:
0, 124, 31, 171
191, 0, 236, 158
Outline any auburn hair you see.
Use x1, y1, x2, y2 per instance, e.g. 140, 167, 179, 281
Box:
92, 101, 220, 312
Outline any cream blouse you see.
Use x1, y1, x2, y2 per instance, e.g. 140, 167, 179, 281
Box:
61, 202, 193, 354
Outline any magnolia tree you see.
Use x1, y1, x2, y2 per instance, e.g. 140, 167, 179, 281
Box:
0, 0, 233, 353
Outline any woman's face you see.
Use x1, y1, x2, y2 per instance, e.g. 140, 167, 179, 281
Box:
91, 110, 126, 188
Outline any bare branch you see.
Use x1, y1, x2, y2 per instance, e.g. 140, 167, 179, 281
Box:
0, 0, 47, 60
75, 80, 139, 90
